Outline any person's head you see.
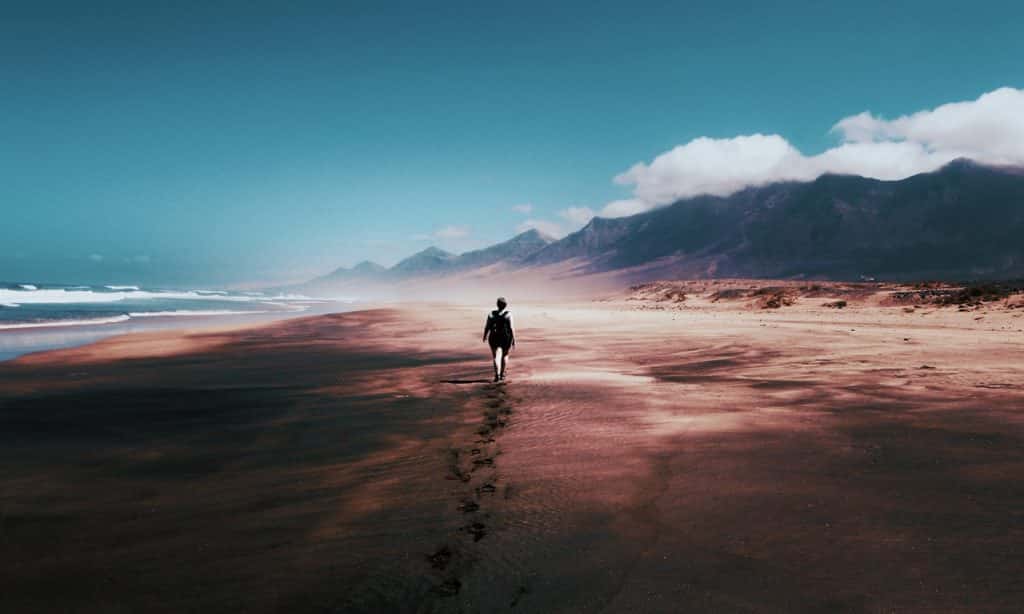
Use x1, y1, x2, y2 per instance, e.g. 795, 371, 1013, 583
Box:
496, 296, 507, 310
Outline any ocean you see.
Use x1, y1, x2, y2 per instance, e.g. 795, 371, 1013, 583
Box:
0, 282, 354, 361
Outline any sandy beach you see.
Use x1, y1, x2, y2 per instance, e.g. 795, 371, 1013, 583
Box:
3, 282, 1024, 612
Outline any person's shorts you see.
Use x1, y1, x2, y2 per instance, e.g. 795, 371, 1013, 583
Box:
489, 338, 511, 353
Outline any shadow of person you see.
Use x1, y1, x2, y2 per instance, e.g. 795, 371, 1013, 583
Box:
440, 379, 494, 385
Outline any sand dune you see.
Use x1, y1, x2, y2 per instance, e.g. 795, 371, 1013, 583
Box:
2, 285, 1023, 612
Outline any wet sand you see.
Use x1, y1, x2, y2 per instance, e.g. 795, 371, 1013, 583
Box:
2, 292, 1024, 612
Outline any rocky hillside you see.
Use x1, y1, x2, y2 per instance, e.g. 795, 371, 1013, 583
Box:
527, 159, 1024, 280
296, 160, 1024, 295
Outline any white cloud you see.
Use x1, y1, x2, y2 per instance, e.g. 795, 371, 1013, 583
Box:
611, 87, 1024, 208
512, 203, 533, 214
599, 198, 654, 218
511, 88, 1024, 240
560, 206, 595, 227
832, 87, 1024, 162
413, 225, 471, 241
516, 206, 599, 238
434, 225, 470, 239
518, 196, 692, 238
615, 134, 812, 204
88, 253, 104, 262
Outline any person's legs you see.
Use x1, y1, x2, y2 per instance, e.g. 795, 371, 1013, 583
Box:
499, 344, 509, 379
490, 344, 501, 381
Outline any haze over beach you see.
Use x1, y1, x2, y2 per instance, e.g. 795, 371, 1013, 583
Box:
3, 1, 1024, 612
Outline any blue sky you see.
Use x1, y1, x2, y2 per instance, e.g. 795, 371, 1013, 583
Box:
3, 0, 1022, 287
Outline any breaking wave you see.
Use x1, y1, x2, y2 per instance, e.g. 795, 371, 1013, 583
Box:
0, 315, 133, 330
0, 282, 347, 342
0, 286, 318, 305
127, 309, 275, 317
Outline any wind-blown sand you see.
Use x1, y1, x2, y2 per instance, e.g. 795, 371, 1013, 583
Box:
2, 284, 1024, 612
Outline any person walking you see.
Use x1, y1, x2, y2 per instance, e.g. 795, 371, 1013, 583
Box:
483, 296, 515, 382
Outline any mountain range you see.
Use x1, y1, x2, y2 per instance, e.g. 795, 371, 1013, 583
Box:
296, 159, 1024, 296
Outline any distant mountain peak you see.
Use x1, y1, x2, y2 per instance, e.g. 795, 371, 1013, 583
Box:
416, 246, 455, 258
389, 245, 458, 276
941, 157, 982, 171
352, 260, 386, 273
514, 228, 556, 243
577, 216, 613, 232
294, 258, 387, 292
936, 157, 1024, 176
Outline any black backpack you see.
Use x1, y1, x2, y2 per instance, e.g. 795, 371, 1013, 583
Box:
489, 310, 512, 339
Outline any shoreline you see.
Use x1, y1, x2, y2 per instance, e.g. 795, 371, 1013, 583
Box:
2, 293, 1023, 611
0, 301, 360, 363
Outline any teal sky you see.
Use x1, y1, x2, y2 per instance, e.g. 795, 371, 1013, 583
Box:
3, 1, 1022, 287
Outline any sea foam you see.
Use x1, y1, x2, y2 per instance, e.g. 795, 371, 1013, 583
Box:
0, 287, 317, 305
126, 309, 271, 317
0, 315, 132, 330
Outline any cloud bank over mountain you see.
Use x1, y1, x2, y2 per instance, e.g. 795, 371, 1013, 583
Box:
616, 87, 1024, 206
522, 88, 1024, 236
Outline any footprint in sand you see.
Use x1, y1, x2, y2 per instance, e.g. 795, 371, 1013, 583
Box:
446, 464, 471, 482
427, 546, 454, 570
429, 380, 516, 590
472, 457, 495, 469
510, 585, 529, 607
445, 449, 471, 482
463, 521, 487, 541
432, 578, 462, 596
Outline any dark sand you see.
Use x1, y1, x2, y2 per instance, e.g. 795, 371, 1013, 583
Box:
2, 294, 1024, 612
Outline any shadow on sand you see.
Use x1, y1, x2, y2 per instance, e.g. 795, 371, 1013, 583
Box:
440, 379, 493, 384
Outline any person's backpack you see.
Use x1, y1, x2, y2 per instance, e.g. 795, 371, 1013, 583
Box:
489, 310, 512, 339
